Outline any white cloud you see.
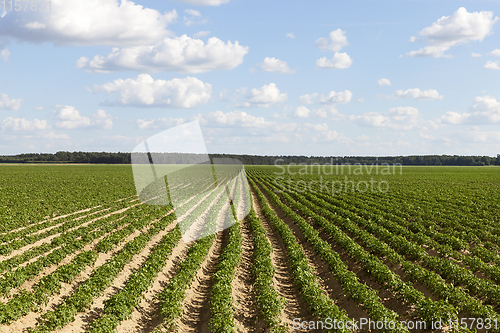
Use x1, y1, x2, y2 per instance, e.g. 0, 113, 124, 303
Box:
319, 90, 353, 104
2, 117, 49, 131
299, 90, 352, 105
312, 105, 341, 118
286, 33, 295, 39
484, 60, 500, 70
53, 106, 113, 129
298, 93, 318, 105
469, 96, 500, 123
273, 105, 340, 119
185, 9, 201, 16
351, 106, 421, 130
471, 52, 482, 57
304, 123, 329, 132
0, 48, 9, 61
256, 57, 295, 74
184, 9, 207, 26
350, 112, 390, 128
0, 0, 177, 46
438, 96, 500, 125
239, 83, 287, 108
294, 106, 310, 118
316, 52, 352, 69
388, 106, 419, 120
315, 29, 349, 52
204, 110, 268, 128
377, 78, 391, 86
76, 35, 249, 73
41, 132, 71, 140
170, 0, 231, 5
487, 49, 500, 56
0, 93, 22, 110
92, 74, 212, 108
439, 111, 470, 124
406, 7, 498, 58
34, 106, 44, 110
193, 30, 210, 38
136, 117, 186, 130
393, 88, 443, 100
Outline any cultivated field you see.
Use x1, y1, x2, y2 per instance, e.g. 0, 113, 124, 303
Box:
0, 164, 499, 332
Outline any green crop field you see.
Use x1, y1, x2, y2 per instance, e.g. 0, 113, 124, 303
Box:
0, 164, 499, 332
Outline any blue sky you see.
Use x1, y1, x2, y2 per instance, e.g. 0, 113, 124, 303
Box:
0, 0, 500, 156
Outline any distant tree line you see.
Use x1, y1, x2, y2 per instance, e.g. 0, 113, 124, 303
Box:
0, 151, 499, 166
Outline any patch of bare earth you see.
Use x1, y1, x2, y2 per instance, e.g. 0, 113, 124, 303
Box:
57, 214, 177, 333
175, 230, 225, 333
116, 237, 190, 333
250, 187, 311, 332
232, 216, 263, 333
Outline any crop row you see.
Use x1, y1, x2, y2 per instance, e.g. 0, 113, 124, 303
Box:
248, 178, 355, 332
154, 179, 228, 331
253, 177, 408, 331
28, 212, 176, 332
87, 226, 182, 332
270, 178, 500, 327
256, 174, 458, 325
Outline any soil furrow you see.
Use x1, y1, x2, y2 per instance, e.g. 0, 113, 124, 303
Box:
232, 215, 263, 333
250, 188, 311, 331
176, 230, 225, 333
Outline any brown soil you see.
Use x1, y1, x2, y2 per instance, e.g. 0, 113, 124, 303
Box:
232, 216, 263, 333
175, 230, 225, 333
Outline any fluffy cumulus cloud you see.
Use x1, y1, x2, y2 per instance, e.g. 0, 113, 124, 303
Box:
0, 0, 177, 46
350, 106, 421, 130
92, 74, 212, 108
377, 78, 392, 86
438, 96, 500, 125
300, 90, 352, 105
170, 0, 231, 5
484, 61, 500, 70
286, 33, 295, 39
255, 57, 295, 74
316, 52, 352, 69
76, 35, 249, 73
392, 88, 443, 100
237, 83, 287, 108
1, 49, 10, 61
136, 117, 186, 130
319, 90, 353, 104
53, 106, 113, 129
315, 29, 349, 52
294, 106, 310, 118
2, 117, 50, 131
315, 29, 352, 69
2, 117, 49, 131
274, 104, 340, 119
203, 110, 268, 128
488, 49, 500, 56
0, 93, 22, 110
406, 7, 498, 58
